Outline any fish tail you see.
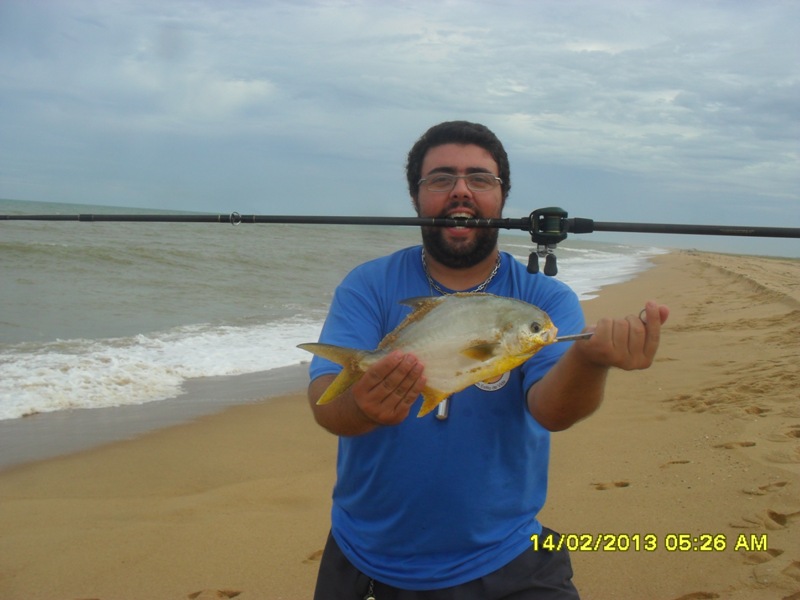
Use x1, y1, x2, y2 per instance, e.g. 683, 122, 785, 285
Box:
417, 388, 451, 418
297, 343, 367, 405
317, 368, 363, 404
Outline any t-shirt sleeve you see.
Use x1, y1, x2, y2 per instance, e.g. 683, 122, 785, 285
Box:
308, 267, 387, 382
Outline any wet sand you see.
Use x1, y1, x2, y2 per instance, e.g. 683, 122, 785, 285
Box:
0, 250, 798, 599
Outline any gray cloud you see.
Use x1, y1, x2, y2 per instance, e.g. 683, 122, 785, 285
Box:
0, 0, 797, 255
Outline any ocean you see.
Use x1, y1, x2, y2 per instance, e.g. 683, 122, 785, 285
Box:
0, 198, 666, 422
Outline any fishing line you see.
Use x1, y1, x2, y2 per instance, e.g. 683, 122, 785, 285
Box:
2, 206, 798, 276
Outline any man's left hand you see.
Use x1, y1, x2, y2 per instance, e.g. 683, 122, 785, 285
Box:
574, 301, 670, 371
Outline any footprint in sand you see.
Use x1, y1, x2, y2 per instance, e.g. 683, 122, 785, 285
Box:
783, 560, 800, 582
766, 424, 800, 442
591, 480, 630, 491
713, 441, 756, 450
742, 480, 789, 496
303, 549, 324, 564
752, 556, 800, 588
666, 394, 721, 414
766, 509, 800, 528
764, 446, 800, 464
660, 460, 690, 468
730, 508, 800, 530
743, 547, 784, 565
753, 555, 800, 588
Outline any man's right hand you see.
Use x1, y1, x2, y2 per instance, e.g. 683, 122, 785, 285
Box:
307, 351, 426, 436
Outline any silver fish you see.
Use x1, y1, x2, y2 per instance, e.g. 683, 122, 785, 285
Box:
298, 292, 558, 417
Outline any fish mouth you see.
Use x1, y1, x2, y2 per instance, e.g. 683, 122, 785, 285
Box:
522, 325, 557, 349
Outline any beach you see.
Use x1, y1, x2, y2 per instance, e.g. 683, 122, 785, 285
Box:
1, 250, 799, 599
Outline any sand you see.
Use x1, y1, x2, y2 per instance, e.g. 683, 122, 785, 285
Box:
1, 250, 798, 600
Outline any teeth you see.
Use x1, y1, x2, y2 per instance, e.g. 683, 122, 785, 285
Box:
449, 213, 473, 228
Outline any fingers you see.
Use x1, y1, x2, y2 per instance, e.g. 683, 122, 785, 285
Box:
353, 351, 426, 425
579, 301, 668, 371
640, 301, 666, 363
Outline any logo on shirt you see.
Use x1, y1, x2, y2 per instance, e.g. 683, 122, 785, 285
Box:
474, 371, 511, 392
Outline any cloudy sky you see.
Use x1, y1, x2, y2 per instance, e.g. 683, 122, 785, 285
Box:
1, 0, 798, 255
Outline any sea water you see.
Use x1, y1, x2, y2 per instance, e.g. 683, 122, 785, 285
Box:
0, 199, 666, 421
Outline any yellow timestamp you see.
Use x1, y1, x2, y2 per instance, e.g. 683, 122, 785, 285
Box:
530, 532, 769, 553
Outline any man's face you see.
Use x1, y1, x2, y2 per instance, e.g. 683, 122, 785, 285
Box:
414, 143, 504, 269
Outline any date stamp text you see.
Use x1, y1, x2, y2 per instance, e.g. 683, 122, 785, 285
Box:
530, 532, 769, 553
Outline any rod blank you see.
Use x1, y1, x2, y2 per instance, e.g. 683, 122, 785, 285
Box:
588, 221, 800, 239
1, 212, 799, 239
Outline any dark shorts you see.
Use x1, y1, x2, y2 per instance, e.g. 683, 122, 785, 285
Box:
313, 527, 581, 600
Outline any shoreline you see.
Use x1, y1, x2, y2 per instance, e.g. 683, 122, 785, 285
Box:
0, 363, 309, 471
0, 248, 666, 472
1, 249, 798, 599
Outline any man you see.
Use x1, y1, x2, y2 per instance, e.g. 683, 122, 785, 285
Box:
307, 121, 669, 598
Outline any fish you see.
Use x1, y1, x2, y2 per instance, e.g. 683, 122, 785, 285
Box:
298, 292, 558, 417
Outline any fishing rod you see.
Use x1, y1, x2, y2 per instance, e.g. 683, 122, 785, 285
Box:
3, 207, 799, 276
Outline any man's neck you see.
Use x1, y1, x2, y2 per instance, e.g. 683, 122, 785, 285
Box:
423, 248, 500, 292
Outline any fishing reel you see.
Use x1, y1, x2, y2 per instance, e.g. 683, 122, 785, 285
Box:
527, 207, 568, 276
525, 207, 595, 276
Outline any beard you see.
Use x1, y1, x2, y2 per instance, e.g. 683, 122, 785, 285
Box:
419, 215, 500, 269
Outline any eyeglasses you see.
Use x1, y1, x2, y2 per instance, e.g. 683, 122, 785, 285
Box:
418, 172, 502, 193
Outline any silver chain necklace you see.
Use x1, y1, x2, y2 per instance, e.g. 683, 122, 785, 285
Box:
421, 248, 501, 295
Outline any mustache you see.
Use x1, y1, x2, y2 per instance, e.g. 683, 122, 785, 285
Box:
413, 199, 502, 220
435, 200, 482, 218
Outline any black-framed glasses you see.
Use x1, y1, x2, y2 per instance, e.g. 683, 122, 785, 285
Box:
418, 172, 502, 193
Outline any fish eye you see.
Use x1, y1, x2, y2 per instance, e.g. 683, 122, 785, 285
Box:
530, 321, 542, 333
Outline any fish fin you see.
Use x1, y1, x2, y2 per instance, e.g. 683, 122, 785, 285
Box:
398, 296, 441, 309
376, 297, 443, 351
297, 343, 367, 405
460, 342, 501, 361
417, 388, 451, 418
317, 368, 363, 405
297, 342, 357, 365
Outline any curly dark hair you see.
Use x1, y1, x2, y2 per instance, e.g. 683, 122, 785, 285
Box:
405, 121, 511, 202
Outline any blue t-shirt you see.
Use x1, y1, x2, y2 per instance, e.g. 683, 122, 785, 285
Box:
309, 246, 584, 590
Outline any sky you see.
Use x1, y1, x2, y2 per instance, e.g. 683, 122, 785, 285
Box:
1, 0, 798, 256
